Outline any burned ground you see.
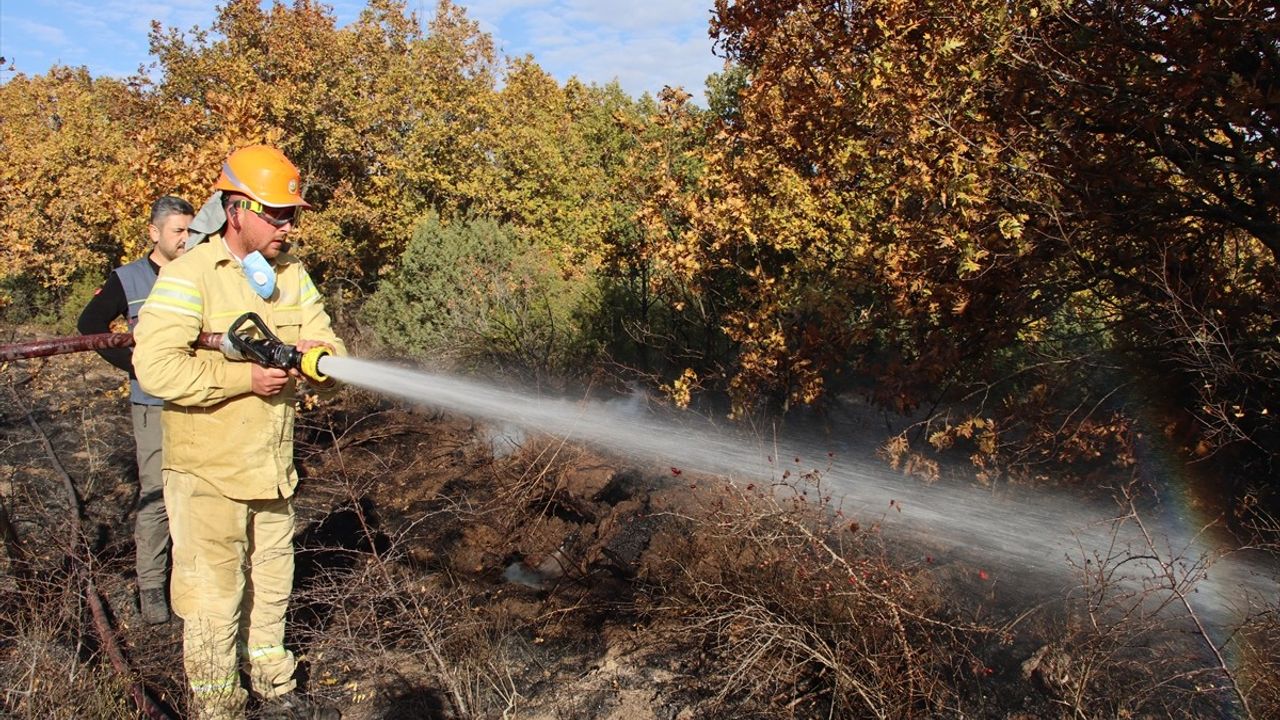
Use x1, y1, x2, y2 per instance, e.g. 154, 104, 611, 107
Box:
1, 348, 1275, 719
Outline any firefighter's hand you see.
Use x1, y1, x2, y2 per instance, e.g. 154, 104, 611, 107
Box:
289, 340, 336, 381
296, 339, 335, 353
252, 365, 290, 396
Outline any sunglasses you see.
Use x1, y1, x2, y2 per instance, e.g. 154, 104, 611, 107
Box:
232, 199, 299, 228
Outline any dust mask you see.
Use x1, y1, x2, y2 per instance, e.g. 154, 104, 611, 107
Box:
242, 251, 276, 299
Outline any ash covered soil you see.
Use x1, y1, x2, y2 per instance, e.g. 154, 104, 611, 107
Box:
0, 346, 1250, 719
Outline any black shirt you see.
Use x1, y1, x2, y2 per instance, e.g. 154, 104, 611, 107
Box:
77, 257, 160, 378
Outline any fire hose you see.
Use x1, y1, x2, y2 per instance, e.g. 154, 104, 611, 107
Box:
0, 312, 334, 384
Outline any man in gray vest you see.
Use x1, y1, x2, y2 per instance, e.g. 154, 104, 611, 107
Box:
78, 195, 194, 625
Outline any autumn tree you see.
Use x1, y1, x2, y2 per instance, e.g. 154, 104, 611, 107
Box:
673, 0, 1278, 488
590, 84, 728, 383
999, 0, 1280, 484
681, 0, 1072, 421
0, 67, 146, 318
145, 0, 497, 281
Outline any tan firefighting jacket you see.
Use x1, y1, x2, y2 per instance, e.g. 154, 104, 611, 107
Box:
133, 234, 346, 500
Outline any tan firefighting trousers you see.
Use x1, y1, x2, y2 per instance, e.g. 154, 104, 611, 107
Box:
130, 404, 169, 591
165, 469, 297, 720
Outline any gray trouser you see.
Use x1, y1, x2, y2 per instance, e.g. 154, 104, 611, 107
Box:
131, 403, 170, 590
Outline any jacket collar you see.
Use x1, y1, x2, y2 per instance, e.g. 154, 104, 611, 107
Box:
210, 232, 297, 269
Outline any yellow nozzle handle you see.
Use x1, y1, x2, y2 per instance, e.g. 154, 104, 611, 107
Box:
299, 346, 333, 384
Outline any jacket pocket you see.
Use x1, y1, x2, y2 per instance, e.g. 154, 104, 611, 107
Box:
271, 309, 303, 345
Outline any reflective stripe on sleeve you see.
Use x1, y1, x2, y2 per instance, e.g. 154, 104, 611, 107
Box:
300, 274, 319, 306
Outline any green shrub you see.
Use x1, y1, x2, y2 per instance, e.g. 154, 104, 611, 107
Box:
363, 213, 599, 377
54, 272, 104, 334
0, 270, 101, 334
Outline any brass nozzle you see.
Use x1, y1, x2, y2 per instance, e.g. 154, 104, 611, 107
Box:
299, 346, 333, 384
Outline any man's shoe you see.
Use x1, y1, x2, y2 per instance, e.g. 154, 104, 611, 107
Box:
258, 691, 341, 720
139, 587, 170, 625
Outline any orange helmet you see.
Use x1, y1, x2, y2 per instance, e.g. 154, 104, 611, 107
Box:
213, 145, 312, 209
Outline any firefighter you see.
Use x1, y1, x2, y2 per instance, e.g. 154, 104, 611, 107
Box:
78, 195, 194, 626
133, 146, 344, 720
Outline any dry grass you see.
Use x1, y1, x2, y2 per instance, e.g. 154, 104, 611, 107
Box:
1018, 486, 1280, 719
628, 469, 995, 718
0, 487, 172, 719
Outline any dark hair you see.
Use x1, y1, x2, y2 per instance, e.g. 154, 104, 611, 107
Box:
149, 195, 195, 225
